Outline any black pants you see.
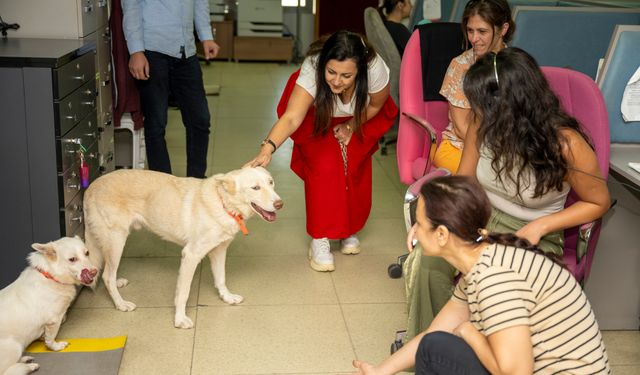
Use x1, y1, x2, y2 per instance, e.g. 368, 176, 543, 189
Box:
137, 51, 211, 178
416, 331, 490, 375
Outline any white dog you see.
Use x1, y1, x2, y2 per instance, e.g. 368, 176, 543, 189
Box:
83, 167, 282, 329
0, 236, 98, 375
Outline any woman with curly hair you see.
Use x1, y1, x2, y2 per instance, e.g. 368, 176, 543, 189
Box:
458, 47, 610, 255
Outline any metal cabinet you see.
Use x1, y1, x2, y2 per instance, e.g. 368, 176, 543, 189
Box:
1, 0, 115, 174
0, 38, 97, 288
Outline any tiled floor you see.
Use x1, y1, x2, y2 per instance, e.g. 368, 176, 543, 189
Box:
62, 61, 639, 374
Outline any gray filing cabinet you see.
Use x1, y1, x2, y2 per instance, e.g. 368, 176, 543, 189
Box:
0, 0, 115, 174
0, 38, 98, 288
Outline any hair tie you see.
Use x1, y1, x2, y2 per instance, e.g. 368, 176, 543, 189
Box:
475, 228, 489, 243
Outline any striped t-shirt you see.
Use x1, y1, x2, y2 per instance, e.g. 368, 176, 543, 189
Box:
453, 243, 610, 374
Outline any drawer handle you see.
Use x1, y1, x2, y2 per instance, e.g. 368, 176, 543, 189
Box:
72, 74, 85, 81
98, 0, 107, 8
63, 138, 82, 145
81, 100, 95, 107
83, 4, 93, 13
65, 114, 78, 122
70, 214, 83, 224
66, 179, 81, 191
85, 131, 99, 140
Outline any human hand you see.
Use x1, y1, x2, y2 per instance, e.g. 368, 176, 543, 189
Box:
244, 147, 273, 168
202, 40, 220, 60
515, 219, 548, 246
333, 121, 353, 145
351, 359, 382, 375
453, 321, 474, 339
129, 52, 149, 80
407, 224, 418, 253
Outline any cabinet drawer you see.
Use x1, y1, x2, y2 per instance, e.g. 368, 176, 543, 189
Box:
53, 52, 95, 99
58, 110, 98, 173
56, 80, 97, 137
79, 0, 109, 37
61, 191, 84, 236
60, 161, 83, 207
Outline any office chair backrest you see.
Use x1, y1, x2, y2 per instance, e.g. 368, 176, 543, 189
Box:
542, 66, 610, 283
397, 23, 464, 184
364, 7, 401, 108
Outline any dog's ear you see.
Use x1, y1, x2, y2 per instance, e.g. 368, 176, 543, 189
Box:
214, 174, 236, 194
32, 242, 57, 260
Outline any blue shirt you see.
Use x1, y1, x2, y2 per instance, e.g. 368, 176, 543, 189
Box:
123, 0, 213, 58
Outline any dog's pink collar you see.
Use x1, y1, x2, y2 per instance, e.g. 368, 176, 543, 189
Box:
36, 267, 66, 285
226, 210, 249, 235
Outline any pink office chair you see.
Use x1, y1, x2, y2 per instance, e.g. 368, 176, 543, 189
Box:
394, 66, 610, 284
397, 23, 464, 185
542, 66, 610, 283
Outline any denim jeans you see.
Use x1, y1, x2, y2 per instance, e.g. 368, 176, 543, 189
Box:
416, 331, 490, 375
137, 51, 211, 178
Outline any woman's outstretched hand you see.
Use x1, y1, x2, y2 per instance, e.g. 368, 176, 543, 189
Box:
351, 359, 382, 375
244, 147, 273, 168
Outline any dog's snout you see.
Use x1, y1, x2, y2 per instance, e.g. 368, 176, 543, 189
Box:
88, 268, 98, 277
274, 199, 284, 210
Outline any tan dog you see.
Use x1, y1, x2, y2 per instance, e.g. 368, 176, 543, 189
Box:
0, 237, 98, 375
83, 167, 282, 329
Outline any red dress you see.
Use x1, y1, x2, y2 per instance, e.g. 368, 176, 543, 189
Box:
277, 70, 398, 239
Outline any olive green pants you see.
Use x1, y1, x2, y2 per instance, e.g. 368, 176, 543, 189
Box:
403, 208, 564, 343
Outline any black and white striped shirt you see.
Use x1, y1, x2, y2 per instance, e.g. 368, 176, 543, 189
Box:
453, 243, 610, 374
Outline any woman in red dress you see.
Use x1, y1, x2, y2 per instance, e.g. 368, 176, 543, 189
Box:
247, 30, 397, 271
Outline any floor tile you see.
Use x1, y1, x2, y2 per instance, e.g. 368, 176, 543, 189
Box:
74, 257, 201, 309
602, 330, 640, 365
332, 254, 406, 304
58, 307, 196, 375
191, 305, 355, 374
342, 303, 407, 366
197, 255, 338, 306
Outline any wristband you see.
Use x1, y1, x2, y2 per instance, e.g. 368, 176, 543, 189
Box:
261, 138, 277, 154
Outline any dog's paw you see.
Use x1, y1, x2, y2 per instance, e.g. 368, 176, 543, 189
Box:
220, 292, 244, 305
19, 356, 35, 363
116, 278, 129, 288
26, 363, 40, 372
115, 300, 137, 312
47, 340, 69, 351
174, 315, 194, 329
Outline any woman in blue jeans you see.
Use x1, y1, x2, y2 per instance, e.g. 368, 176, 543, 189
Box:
351, 176, 609, 374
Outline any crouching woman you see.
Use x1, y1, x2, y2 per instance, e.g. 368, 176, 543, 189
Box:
352, 176, 610, 375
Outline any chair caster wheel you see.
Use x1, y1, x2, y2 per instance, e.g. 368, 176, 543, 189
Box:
388, 263, 403, 278
390, 330, 406, 354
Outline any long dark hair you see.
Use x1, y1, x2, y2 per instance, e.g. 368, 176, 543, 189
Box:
463, 47, 592, 198
306, 30, 376, 135
461, 0, 515, 46
420, 175, 564, 264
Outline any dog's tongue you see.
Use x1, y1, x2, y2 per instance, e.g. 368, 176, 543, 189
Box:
262, 211, 276, 222
81, 269, 94, 284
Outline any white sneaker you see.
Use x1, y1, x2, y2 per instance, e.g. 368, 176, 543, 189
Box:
340, 235, 361, 255
308, 238, 335, 272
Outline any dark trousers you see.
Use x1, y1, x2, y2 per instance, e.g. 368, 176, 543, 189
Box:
416, 331, 490, 375
137, 51, 211, 178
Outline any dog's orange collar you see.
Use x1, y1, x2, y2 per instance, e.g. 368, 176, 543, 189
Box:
36, 267, 65, 285
226, 211, 249, 235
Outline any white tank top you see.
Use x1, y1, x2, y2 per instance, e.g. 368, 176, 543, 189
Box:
477, 146, 570, 221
